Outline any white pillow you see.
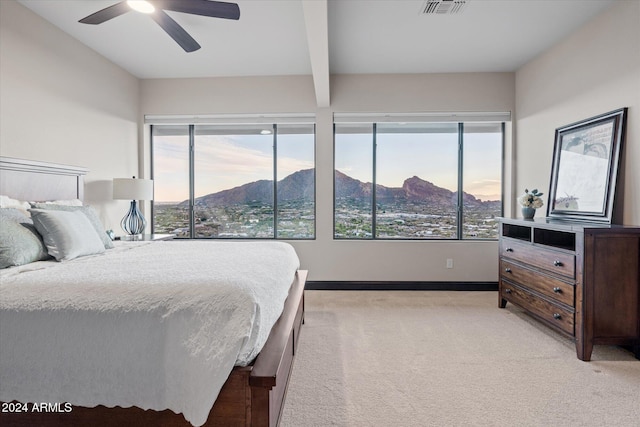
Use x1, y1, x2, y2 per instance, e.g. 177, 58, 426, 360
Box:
0, 195, 30, 214
38, 199, 83, 207
30, 203, 114, 249
29, 209, 105, 261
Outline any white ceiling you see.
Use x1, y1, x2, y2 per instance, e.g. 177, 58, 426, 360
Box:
19, 0, 614, 95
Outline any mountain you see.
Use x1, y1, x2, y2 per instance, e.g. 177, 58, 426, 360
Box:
335, 170, 495, 207
186, 169, 315, 207
183, 169, 497, 207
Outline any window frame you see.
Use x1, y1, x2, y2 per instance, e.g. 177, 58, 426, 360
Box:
150, 122, 316, 240
333, 120, 505, 241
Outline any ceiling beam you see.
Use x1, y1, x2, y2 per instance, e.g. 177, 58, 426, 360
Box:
301, 0, 330, 108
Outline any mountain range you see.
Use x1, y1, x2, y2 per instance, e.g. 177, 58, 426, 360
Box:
185, 169, 498, 207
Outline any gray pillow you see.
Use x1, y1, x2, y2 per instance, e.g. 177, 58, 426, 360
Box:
30, 203, 114, 249
29, 209, 106, 261
1, 207, 31, 223
0, 208, 50, 269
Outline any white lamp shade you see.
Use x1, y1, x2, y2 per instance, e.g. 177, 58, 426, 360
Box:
113, 178, 154, 200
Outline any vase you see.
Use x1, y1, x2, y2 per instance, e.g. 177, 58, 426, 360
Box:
521, 207, 536, 219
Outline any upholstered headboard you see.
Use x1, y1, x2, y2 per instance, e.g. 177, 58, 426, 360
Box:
0, 156, 88, 202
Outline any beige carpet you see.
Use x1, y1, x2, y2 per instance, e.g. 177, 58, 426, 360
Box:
280, 291, 640, 427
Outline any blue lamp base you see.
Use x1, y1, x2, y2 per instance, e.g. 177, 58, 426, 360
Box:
121, 200, 147, 235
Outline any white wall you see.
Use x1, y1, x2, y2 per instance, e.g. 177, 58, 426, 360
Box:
141, 72, 515, 282
12, 0, 633, 283
0, 1, 140, 230
515, 0, 640, 225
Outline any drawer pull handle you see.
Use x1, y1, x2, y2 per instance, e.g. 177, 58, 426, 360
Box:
553, 313, 562, 320
505, 289, 512, 294
553, 260, 563, 267
505, 268, 512, 273
553, 287, 562, 293
505, 247, 514, 252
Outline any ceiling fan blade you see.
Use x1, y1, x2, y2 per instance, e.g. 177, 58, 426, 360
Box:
79, 1, 130, 24
150, 10, 201, 52
160, 0, 240, 20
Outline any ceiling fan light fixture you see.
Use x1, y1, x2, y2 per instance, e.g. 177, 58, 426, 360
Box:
79, 0, 240, 52
127, 0, 155, 14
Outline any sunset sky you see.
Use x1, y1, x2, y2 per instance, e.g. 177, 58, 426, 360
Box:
153, 127, 501, 203
153, 133, 314, 202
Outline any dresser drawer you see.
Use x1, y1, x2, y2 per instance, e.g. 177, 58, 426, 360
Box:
500, 259, 575, 307
502, 281, 575, 336
500, 238, 575, 279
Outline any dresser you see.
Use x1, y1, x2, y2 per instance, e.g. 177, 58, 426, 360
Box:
498, 217, 640, 361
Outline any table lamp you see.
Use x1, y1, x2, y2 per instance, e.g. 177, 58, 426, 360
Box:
113, 176, 153, 236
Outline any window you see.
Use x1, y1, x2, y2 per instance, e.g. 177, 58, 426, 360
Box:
462, 123, 504, 238
334, 124, 374, 238
152, 121, 315, 239
151, 125, 190, 236
335, 117, 503, 240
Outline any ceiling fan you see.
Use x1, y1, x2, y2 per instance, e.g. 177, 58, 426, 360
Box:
79, 0, 240, 53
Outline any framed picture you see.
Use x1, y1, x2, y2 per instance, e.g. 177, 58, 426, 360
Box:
547, 108, 627, 223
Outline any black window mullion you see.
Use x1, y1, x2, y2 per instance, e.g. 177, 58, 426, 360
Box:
272, 124, 278, 239
150, 124, 156, 234
189, 124, 195, 239
372, 123, 377, 239
501, 122, 506, 219
457, 122, 464, 239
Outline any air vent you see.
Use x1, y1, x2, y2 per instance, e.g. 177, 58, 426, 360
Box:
421, 0, 469, 15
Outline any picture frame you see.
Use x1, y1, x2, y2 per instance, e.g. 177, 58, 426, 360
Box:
547, 108, 627, 223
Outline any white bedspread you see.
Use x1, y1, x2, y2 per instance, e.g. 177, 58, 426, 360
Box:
0, 240, 300, 427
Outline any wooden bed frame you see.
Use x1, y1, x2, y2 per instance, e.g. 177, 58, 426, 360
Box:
0, 156, 306, 427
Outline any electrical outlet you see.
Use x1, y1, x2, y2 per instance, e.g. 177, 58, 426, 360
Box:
446, 258, 454, 269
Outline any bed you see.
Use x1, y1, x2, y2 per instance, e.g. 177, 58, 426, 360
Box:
0, 156, 307, 427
